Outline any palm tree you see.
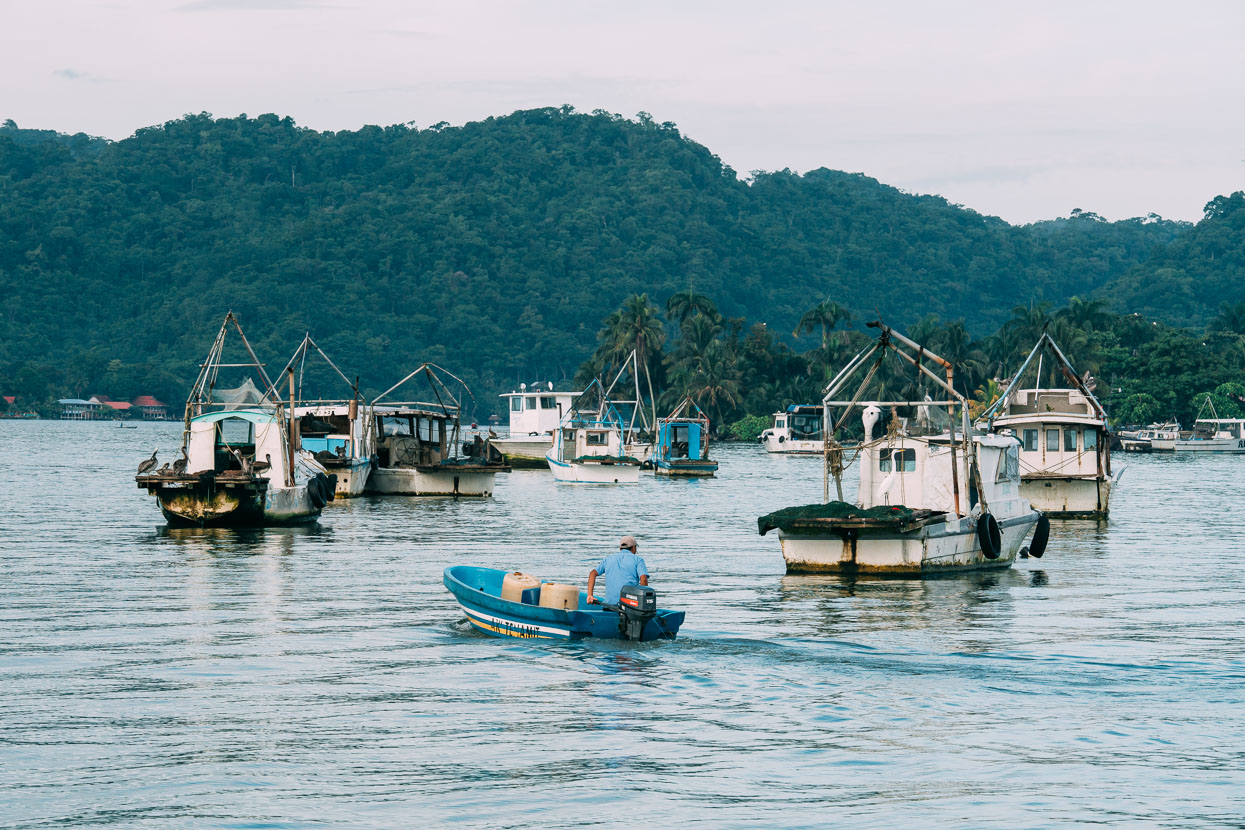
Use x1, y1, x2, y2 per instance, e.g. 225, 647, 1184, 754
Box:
1211, 301, 1245, 335
588, 293, 667, 382
794, 299, 852, 351
1060, 296, 1110, 333
666, 290, 720, 324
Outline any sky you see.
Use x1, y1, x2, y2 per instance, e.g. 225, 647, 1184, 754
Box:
2, 0, 1243, 224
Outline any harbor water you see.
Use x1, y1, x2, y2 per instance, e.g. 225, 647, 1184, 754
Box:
2, 421, 1243, 827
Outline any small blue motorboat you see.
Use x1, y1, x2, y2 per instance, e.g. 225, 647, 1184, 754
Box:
443, 565, 686, 642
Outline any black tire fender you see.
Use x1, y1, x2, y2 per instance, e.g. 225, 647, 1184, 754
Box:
977, 512, 1002, 560
1028, 514, 1050, 559
323, 473, 338, 501
307, 475, 327, 509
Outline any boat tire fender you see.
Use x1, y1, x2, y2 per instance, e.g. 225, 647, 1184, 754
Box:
324, 473, 338, 501
1028, 514, 1050, 559
977, 513, 1002, 560
308, 476, 327, 509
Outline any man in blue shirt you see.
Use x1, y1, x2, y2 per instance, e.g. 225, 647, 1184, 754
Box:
586, 535, 649, 605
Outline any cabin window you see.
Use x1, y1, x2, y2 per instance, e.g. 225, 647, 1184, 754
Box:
540, 396, 556, 409
879, 448, 915, 472
526, 397, 537, 410
1064, 429, 1078, 452
586, 431, 608, 446
1022, 429, 1038, 451
790, 414, 821, 437
1046, 429, 1059, 452
562, 429, 574, 442
1084, 429, 1098, 451
510, 398, 523, 412
775, 418, 786, 428
997, 446, 1019, 481
216, 418, 254, 447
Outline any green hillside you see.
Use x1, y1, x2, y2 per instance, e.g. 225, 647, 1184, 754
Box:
0, 107, 1217, 413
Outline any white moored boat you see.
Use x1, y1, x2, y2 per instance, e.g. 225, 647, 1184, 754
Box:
546, 379, 641, 483
981, 333, 1114, 519
494, 384, 578, 468
759, 321, 1046, 576
1173, 399, 1245, 453
366, 364, 509, 497
1119, 422, 1180, 453
759, 405, 824, 454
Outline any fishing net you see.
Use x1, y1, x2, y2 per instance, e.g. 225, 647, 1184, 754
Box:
757, 501, 917, 535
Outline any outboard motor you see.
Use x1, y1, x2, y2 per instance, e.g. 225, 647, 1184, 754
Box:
617, 584, 657, 641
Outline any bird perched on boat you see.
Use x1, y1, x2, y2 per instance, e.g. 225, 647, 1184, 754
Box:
251, 454, 272, 475
137, 449, 159, 475
171, 450, 188, 475
488, 428, 498, 439
157, 462, 171, 474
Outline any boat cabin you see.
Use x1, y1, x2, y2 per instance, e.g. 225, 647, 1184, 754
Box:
187, 409, 292, 482
1190, 418, 1245, 441
373, 406, 451, 469
295, 402, 370, 461
990, 388, 1108, 480
774, 405, 822, 440
858, 432, 1020, 514
499, 386, 577, 438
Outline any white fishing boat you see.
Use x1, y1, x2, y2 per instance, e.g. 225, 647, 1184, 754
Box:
759, 321, 1046, 576
135, 312, 335, 526
759, 405, 824, 454
981, 334, 1114, 519
1173, 401, 1245, 453
494, 383, 578, 468
365, 364, 509, 497
1119, 422, 1180, 453
601, 348, 658, 465
283, 334, 374, 498
546, 379, 641, 483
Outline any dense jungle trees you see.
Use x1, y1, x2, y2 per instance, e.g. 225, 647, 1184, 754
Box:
0, 109, 1239, 417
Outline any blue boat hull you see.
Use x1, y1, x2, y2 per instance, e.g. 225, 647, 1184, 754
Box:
443, 566, 685, 642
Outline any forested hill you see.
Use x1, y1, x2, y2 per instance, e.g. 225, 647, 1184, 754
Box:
0, 108, 1223, 410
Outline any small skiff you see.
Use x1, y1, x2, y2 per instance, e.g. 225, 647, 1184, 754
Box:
443, 566, 685, 642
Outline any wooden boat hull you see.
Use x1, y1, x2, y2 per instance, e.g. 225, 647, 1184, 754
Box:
653, 459, 718, 477
317, 457, 372, 497
761, 434, 822, 454
546, 453, 641, 483
776, 510, 1040, 576
493, 436, 554, 469
366, 466, 498, 496
1173, 437, 1245, 453
140, 476, 322, 527
1020, 476, 1110, 519
443, 566, 684, 642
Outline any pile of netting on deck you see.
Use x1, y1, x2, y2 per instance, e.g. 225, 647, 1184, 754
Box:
757, 501, 917, 535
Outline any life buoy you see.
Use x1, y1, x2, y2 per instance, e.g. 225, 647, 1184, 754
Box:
307, 475, 327, 509
1028, 514, 1050, 559
977, 513, 1002, 560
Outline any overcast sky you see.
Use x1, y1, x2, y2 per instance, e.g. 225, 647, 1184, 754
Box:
3, 0, 1243, 223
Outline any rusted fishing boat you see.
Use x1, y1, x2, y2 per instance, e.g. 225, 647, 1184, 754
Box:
653, 396, 718, 477
135, 312, 335, 527
758, 321, 1047, 576
365, 364, 509, 497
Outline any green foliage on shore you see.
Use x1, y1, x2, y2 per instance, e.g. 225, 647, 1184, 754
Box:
0, 108, 1238, 416
578, 292, 1245, 433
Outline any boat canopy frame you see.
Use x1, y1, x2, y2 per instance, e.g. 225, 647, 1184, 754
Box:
820, 320, 977, 517
980, 331, 1108, 427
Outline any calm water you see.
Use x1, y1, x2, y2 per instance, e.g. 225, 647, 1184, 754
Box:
2, 421, 1243, 828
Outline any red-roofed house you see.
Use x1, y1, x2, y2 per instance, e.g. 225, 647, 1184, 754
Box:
132, 395, 170, 420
